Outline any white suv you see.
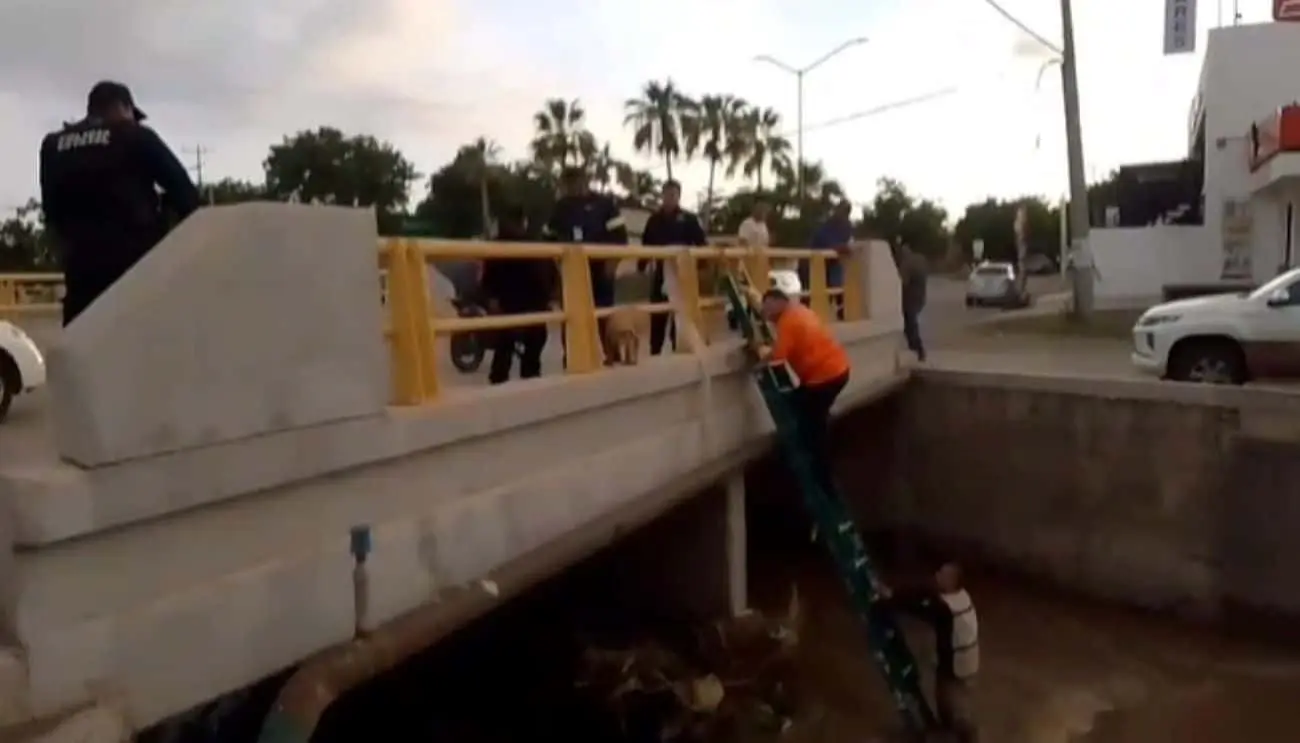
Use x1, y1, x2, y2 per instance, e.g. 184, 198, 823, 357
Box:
1131, 267, 1300, 385
0, 320, 46, 421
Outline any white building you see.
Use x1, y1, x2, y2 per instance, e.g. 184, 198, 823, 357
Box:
1091, 21, 1300, 306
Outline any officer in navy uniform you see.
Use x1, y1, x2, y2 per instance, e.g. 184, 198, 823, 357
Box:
39, 81, 200, 325
638, 179, 707, 354
543, 167, 628, 363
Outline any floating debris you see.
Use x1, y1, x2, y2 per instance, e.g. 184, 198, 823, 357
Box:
575, 589, 804, 742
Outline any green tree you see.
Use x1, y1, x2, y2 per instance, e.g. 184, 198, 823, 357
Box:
200, 178, 265, 205
262, 127, 419, 233
613, 163, 660, 209
859, 178, 949, 260
0, 199, 57, 271
953, 196, 1060, 264
624, 79, 695, 181
465, 137, 502, 236
415, 151, 555, 239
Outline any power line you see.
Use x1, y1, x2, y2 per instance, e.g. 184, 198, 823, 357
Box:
977, 0, 1062, 56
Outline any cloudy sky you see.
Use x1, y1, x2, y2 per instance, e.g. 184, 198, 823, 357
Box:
0, 0, 1280, 217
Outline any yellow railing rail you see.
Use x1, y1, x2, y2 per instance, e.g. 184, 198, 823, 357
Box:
0, 272, 63, 319
383, 238, 867, 405
0, 240, 869, 406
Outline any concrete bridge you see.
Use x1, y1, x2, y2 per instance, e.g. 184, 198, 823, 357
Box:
0, 205, 912, 738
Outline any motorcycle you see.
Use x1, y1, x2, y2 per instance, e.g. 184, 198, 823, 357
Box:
449, 296, 489, 373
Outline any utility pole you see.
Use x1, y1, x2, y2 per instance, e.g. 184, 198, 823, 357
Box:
184, 145, 208, 187
1059, 0, 1094, 317
754, 36, 869, 203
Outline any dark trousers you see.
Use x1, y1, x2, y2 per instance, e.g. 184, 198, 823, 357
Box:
789, 371, 849, 495
488, 324, 547, 385
902, 302, 925, 361
649, 285, 676, 355
936, 677, 977, 742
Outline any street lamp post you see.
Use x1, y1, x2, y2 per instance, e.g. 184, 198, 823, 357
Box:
754, 37, 868, 202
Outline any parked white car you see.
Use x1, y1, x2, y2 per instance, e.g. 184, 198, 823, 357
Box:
1131, 267, 1300, 384
965, 261, 1030, 308
0, 320, 45, 421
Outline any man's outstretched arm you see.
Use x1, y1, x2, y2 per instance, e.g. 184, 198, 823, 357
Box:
136, 126, 200, 220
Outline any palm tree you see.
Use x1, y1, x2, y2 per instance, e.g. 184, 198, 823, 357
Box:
624, 79, 695, 180
590, 142, 619, 194
531, 98, 588, 172
687, 94, 748, 222
730, 107, 792, 193
775, 160, 846, 207
466, 137, 501, 236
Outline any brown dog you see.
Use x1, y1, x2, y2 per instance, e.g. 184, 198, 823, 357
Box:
603, 305, 651, 365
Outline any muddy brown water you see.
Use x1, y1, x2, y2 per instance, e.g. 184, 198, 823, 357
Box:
295, 498, 1300, 743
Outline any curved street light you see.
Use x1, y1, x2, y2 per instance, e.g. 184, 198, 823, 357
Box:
753, 37, 869, 201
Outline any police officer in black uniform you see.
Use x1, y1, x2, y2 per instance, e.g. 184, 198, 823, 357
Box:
40, 81, 201, 326
543, 167, 628, 363
480, 205, 557, 384
639, 179, 707, 355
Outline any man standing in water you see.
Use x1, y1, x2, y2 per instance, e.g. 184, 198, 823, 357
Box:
880, 559, 979, 743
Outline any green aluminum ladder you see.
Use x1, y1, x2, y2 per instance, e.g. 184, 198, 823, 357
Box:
720, 270, 938, 737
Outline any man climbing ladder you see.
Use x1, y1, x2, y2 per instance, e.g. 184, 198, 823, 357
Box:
751, 287, 850, 498
722, 269, 939, 740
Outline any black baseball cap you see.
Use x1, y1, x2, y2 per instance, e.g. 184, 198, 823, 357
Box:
87, 81, 147, 122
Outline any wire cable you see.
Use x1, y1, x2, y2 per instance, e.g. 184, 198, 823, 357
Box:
977, 0, 1062, 56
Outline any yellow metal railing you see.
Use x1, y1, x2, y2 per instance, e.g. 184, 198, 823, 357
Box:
381, 239, 866, 405
0, 241, 868, 405
0, 272, 63, 320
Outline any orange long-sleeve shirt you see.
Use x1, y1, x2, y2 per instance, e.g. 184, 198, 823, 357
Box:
769, 303, 850, 386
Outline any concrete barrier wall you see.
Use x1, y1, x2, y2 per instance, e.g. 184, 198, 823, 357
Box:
48, 204, 389, 467
9, 327, 905, 729
871, 369, 1300, 627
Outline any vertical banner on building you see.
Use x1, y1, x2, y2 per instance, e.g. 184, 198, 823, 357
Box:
1221, 199, 1254, 280
1163, 0, 1196, 55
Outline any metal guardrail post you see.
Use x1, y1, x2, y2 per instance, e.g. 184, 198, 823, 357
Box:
559, 245, 600, 373
842, 251, 866, 322
673, 249, 705, 353
404, 240, 438, 399
808, 254, 832, 320
385, 239, 425, 405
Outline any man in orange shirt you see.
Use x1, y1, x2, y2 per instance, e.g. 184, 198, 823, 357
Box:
755, 288, 851, 495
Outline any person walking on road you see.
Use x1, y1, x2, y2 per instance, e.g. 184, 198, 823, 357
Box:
480, 205, 556, 384
754, 288, 850, 496
639, 179, 707, 355
40, 81, 200, 326
894, 242, 928, 362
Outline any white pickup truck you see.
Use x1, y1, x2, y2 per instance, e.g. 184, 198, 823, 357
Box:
1131, 267, 1300, 385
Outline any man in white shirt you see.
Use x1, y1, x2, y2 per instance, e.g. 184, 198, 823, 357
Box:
737, 198, 771, 253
